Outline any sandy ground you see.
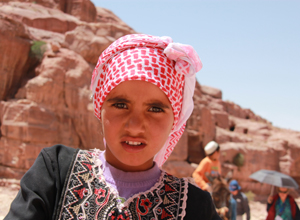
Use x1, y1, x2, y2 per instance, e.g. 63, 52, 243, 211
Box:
0, 183, 20, 220
0, 181, 299, 220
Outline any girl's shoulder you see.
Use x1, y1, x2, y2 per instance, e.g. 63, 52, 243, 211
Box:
42, 144, 78, 156
184, 182, 221, 219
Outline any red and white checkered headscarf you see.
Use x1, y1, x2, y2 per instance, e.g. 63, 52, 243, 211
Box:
91, 34, 202, 167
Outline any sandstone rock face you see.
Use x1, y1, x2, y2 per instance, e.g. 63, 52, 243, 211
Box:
0, 2, 80, 33
64, 22, 134, 65
0, 0, 59, 9
64, 0, 97, 22
0, 0, 98, 22
201, 85, 222, 99
0, 14, 31, 100
1, 1, 300, 199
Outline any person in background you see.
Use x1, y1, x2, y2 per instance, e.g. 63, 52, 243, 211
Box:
192, 141, 221, 193
266, 187, 300, 220
230, 195, 237, 220
229, 179, 250, 220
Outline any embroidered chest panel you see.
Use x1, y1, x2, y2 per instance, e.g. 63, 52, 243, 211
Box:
57, 150, 188, 220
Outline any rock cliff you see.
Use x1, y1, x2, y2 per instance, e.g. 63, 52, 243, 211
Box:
1, 0, 299, 197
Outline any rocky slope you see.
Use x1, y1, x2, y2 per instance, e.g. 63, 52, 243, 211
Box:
1, 0, 300, 199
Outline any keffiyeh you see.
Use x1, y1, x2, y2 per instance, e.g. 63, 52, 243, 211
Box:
91, 34, 202, 166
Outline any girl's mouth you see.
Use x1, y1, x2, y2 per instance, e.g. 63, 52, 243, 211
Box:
125, 141, 143, 146
121, 140, 146, 153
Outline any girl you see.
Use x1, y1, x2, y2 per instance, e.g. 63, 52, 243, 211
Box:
5, 34, 221, 219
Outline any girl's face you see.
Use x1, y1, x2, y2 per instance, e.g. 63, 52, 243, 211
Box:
100, 80, 174, 172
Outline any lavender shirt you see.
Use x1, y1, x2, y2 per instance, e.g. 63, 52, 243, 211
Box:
99, 152, 162, 200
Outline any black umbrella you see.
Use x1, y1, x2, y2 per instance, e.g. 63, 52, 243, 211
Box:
249, 169, 299, 189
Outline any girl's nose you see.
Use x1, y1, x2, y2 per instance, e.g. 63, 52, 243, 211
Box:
124, 112, 145, 135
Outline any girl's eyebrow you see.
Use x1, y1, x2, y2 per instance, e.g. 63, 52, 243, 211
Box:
106, 96, 129, 103
107, 96, 170, 109
146, 100, 171, 109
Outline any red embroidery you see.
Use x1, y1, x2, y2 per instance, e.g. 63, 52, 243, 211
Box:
162, 209, 173, 219
82, 162, 92, 171
73, 188, 87, 199
94, 188, 106, 198
165, 184, 176, 192
140, 198, 152, 212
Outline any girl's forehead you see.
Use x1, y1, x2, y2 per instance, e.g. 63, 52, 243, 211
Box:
111, 80, 159, 89
106, 80, 170, 102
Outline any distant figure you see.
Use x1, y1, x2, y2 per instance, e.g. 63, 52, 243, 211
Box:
229, 180, 250, 220
192, 141, 221, 192
266, 187, 300, 220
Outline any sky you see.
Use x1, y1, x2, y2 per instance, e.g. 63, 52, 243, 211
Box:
91, 0, 300, 132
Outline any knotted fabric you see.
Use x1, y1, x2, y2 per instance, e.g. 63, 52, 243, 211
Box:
91, 34, 202, 166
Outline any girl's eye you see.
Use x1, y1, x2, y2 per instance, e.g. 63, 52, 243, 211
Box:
149, 107, 163, 112
113, 103, 128, 109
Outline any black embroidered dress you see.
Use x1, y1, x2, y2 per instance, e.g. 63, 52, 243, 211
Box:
5, 145, 221, 220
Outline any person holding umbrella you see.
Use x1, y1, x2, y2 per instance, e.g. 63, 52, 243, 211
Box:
249, 169, 300, 220
266, 187, 300, 220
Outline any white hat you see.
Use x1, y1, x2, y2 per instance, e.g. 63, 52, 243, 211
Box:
204, 141, 219, 155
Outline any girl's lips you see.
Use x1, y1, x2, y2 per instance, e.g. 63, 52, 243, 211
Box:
120, 137, 147, 145
124, 141, 143, 146
120, 136, 147, 153
121, 140, 147, 153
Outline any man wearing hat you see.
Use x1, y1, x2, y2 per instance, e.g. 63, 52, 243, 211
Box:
229, 180, 250, 220
192, 141, 222, 192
